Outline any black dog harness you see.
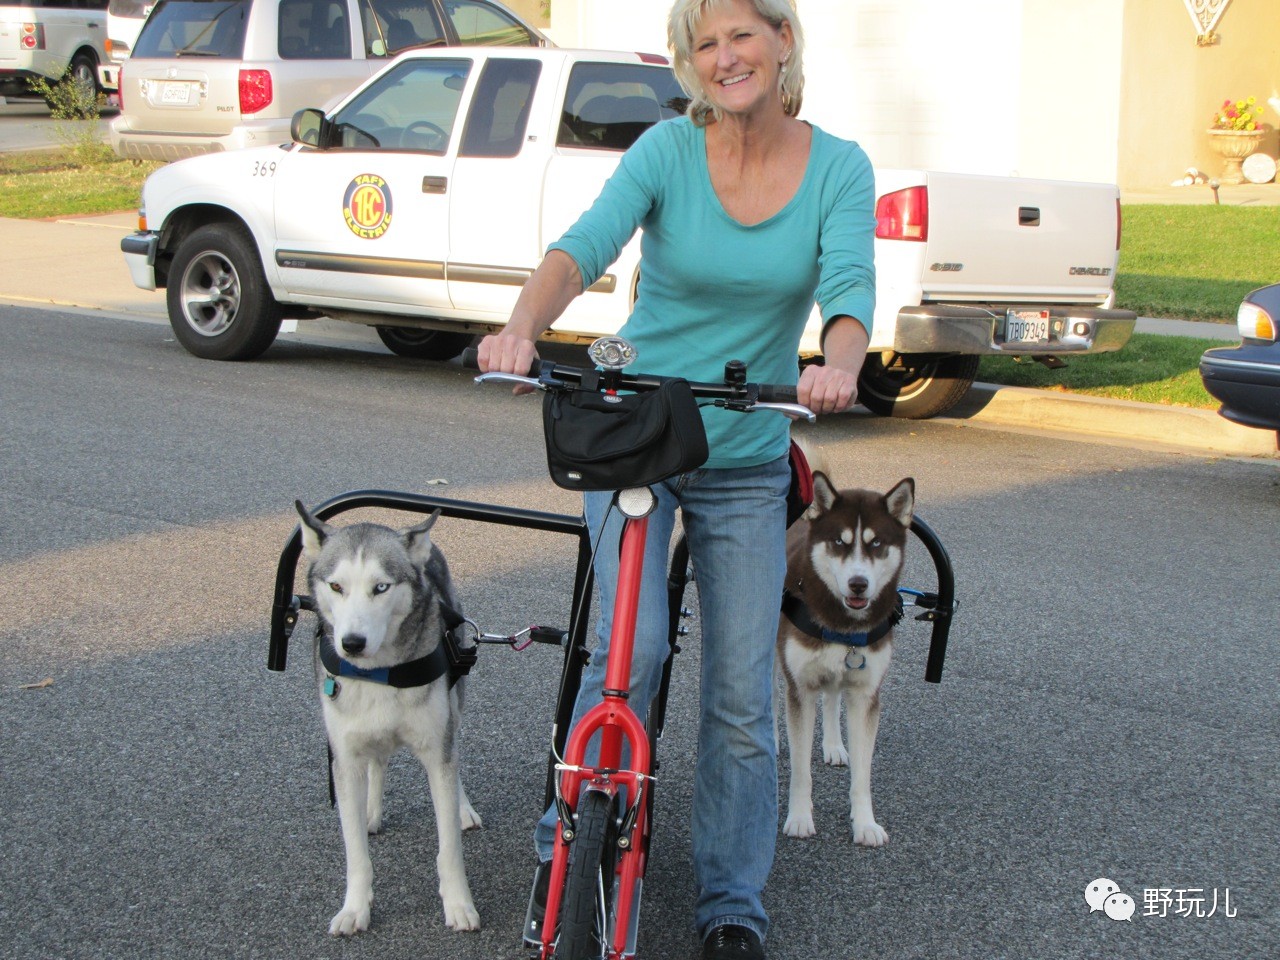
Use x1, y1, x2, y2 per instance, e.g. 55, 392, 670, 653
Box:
781, 589, 904, 649
318, 601, 477, 693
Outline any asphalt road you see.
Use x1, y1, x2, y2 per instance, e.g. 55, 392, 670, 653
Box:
1, 307, 1276, 960
0, 99, 113, 152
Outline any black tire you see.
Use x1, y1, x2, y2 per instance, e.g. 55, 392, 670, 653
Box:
166, 224, 283, 361
374, 326, 472, 361
66, 51, 99, 113
858, 353, 980, 419
558, 789, 619, 960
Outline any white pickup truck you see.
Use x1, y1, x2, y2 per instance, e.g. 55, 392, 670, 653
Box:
121, 46, 1135, 418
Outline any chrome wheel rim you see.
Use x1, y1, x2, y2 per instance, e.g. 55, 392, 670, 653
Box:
179, 250, 241, 337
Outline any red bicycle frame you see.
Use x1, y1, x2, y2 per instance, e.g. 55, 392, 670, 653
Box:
540, 507, 653, 960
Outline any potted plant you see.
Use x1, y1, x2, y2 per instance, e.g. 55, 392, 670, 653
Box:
1207, 96, 1266, 184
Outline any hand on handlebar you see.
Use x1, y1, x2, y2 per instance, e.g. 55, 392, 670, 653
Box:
476, 332, 541, 395
798, 363, 858, 416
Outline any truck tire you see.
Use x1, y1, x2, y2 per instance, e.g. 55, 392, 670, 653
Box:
66, 51, 100, 112
858, 353, 980, 419
166, 224, 283, 361
374, 326, 472, 361
558, 789, 619, 960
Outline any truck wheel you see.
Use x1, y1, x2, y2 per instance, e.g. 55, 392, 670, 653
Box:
374, 326, 472, 361
166, 224, 283, 361
858, 353, 980, 419
66, 52, 100, 113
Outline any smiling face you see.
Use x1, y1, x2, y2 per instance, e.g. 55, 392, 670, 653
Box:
690, 0, 792, 121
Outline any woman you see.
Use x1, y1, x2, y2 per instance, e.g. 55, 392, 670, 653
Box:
477, 1, 875, 956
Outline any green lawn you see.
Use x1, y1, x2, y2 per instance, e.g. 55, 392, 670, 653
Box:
1115, 204, 1278, 321
0, 146, 160, 219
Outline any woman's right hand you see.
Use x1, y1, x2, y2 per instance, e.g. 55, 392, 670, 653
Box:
475, 331, 541, 394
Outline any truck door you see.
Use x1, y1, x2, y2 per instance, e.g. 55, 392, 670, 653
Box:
445, 54, 547, 319
272, 55, 472, 311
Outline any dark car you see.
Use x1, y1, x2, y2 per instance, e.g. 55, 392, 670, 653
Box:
1199, 283, 1280, 432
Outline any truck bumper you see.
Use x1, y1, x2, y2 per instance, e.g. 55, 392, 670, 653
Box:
121, 232, 159, 291
893, 305, 1136, 355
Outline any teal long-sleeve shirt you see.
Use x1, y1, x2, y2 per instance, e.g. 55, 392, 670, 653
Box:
549, 116, 876, 469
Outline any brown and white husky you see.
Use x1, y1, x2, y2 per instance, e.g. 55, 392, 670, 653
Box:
776, 445, 914, 846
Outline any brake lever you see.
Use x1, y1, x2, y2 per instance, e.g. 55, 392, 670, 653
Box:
473, 372, 544, 390
747, 401, 817, 423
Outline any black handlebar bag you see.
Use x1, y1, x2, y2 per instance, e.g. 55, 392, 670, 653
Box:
542, 378, 709, 491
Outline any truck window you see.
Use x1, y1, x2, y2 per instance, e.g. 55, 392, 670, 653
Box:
360, 0, 445, 57
558, 62, 689, 151
459, 57, 539, 158
278, 0, 350, 59
329, 56, 470, 152
443, 0, 530, 47
131, 0, 248, 59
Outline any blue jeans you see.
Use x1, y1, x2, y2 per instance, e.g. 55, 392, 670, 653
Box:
535, 456, 790, 943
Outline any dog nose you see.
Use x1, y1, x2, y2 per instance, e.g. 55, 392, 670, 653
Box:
848, 576, 868, 596
341, 634, 367, 654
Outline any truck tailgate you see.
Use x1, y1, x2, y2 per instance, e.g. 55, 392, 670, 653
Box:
920, 173, 1120, 303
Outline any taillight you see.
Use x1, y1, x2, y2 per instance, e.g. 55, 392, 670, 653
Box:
239, 69, 273, 115
21, 23, 45, 50
118, 62, 125, 112
875, 186, 928, 241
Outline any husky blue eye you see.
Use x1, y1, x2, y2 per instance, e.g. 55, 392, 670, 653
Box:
373, 583, 390, 595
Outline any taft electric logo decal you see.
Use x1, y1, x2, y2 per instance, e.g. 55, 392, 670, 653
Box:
343, 174, 393, 239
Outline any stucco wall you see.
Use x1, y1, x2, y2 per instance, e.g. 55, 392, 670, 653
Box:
1118, 0, 1279, 190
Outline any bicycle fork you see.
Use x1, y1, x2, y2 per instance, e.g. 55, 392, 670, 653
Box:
541, 511, 653, 960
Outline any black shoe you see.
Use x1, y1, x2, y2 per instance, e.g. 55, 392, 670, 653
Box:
702, 924, 766, 960
522, 860, 553, 946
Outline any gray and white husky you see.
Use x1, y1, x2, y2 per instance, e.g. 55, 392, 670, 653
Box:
776, 448, 914, 847
296, 502, 481, 936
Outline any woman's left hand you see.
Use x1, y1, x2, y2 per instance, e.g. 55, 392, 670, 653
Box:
798, 362, 859, 415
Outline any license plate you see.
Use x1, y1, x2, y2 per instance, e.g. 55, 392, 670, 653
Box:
1006, 309, 1050, 343
161, 82, 192, 105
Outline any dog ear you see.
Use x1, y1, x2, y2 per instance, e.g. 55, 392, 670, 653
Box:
808, 471, 838, 519
295, 500, 334, 559
885, 478, 915, 528
402, 509, 442, 564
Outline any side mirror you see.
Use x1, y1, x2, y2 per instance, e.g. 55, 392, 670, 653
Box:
291, 108, 326, 148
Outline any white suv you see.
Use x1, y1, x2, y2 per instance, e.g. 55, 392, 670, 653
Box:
0, 0, 109, 102
109, 0, 546, 160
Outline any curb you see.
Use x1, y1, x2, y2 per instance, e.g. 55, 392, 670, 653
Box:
948, 382, 1278, 457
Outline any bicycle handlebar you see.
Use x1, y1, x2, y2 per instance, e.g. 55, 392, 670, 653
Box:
460, 347, 812, 418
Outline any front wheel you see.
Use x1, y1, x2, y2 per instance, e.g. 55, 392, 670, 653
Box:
374, 326, 472, 361
166, 224, 283, 361
858, 353, 980, 419
558, 789, 620, 960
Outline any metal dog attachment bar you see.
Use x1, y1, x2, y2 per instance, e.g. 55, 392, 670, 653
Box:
269, 489, 594, 674
907, 515, 956, 683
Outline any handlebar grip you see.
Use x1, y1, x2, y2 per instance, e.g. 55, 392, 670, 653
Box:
529, 626, 568, 646
757, 384, 798, 404
460, 346, 480, 370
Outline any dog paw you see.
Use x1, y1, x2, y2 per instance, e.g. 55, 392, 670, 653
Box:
329, 901, 372, 936
782, 810, 817, 838
443, 898, 481, 932
822, 743, 849, 766
459, 803, 483, 832
366, 815, 383, 835
852, 820, 888, 847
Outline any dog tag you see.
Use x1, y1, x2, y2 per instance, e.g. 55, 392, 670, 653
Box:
845, 650, 866, 671
324, 677, 341, 699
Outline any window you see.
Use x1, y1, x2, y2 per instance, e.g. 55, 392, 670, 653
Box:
442, 0, 531, 47
459, 58, 539, 157
330, 57, 470, 152
278, 0, 350, 59
557, 63, 688, 151
131, 0, 248, 59
360, 0, 445, 57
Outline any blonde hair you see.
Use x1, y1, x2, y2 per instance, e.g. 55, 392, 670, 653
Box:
667, 0, 805, 126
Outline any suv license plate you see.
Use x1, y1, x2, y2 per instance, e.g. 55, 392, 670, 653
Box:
1006, 309, 1050, 343
161, 82, 192, 105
